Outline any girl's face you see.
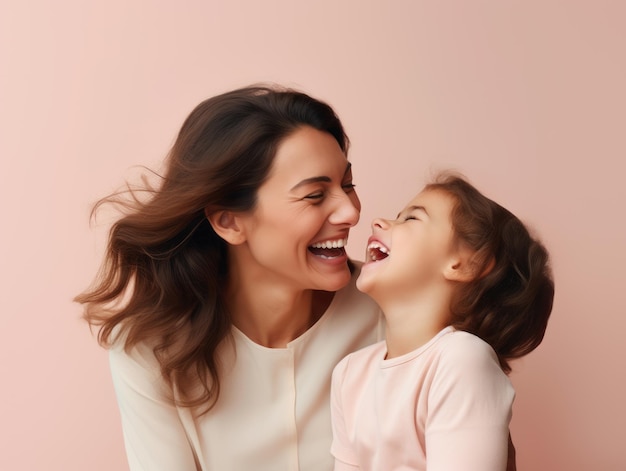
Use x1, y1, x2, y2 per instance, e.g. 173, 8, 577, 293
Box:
234, 126, 361, 292
357, 189, 458, 302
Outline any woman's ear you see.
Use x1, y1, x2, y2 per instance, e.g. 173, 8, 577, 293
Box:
205, 209, 246, 245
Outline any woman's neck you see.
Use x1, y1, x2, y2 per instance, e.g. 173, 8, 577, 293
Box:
226, 279, 333, 349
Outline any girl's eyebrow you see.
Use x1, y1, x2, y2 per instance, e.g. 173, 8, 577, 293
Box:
396, 205, 429, 219
290, 162, 352, 191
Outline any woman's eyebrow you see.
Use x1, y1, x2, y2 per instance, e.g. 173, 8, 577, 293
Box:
343, 162, 352, 177
291, 176, 331, 191
290, 163, 352, 191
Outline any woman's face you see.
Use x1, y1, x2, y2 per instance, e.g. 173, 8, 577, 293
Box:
235, 126, 361, 292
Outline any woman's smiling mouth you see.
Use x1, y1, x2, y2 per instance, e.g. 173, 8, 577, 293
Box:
309, 238, 348, 259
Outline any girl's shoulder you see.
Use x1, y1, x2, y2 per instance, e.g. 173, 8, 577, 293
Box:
439, 329, 499, 364
332, 339, 387, 381
433, 329, 509, 389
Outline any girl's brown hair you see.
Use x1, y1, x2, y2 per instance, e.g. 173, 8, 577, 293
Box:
427, 173, 554, 373
75, 85, 350, 411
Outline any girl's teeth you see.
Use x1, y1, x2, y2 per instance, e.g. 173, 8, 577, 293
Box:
367, 242, 389, 254
367, 242, 390, 262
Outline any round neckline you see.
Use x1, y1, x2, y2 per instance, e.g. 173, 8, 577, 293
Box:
230, 289, 341, 351
380, 326, 455, 368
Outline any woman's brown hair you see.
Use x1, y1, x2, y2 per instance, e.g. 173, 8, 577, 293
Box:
427, 173, 555, 373
75, 84, 350, 411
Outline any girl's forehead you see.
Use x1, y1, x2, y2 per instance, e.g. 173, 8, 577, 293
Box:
405, 188, 442, 205
403, 188, 456, 215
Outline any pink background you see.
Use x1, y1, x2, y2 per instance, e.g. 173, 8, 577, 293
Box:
1, 1, 624, 469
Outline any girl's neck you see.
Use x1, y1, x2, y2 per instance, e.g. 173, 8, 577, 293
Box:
377, 294, 451, 359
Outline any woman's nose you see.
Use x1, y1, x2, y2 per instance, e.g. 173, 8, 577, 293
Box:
329, 191, 361, 226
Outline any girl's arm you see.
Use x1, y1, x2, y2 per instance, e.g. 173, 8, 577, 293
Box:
109, 344, 199, 471
426, 333, 515, 471
330, 356, 361, 471
333, 461, 360, 471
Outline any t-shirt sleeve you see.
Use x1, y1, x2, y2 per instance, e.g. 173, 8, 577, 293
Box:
425, 333, 515, 471
109, 343, 199, 471
330, 355, 360, 470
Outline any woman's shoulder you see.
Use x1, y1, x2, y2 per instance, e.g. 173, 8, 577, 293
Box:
108, 325, 164, 379
110, 335, 159, 372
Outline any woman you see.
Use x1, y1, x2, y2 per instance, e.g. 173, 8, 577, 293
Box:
76, 85, 384, 470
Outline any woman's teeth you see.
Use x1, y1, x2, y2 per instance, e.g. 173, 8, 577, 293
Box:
308, 238, 348, 259
310, 238, 347, 249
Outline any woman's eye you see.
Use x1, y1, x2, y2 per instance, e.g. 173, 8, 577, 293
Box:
304, 192, 325, 200
342, 183, 356, 192
404, 215, 418, 221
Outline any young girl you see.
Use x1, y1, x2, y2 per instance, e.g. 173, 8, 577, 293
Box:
330, 173, 554, 471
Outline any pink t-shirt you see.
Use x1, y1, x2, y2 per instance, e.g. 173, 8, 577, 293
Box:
330, 326, 515, 471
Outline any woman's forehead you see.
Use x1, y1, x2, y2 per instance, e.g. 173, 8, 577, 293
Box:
268, 127, 349, 183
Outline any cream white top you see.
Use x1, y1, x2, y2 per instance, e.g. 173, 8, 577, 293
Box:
331, 326, 515, 471
109, 267, 384, 471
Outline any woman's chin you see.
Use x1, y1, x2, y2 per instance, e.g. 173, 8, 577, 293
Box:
318, 269, 352, 293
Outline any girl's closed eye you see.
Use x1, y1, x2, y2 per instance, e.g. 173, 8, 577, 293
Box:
342, 182, 356, 192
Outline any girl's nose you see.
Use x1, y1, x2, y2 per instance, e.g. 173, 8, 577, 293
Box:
372, 217, 390, 230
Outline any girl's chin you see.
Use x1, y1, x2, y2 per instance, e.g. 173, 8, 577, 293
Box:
355, 274, 375, 294
356, 275, 389, 307
357, 259, 389, 294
